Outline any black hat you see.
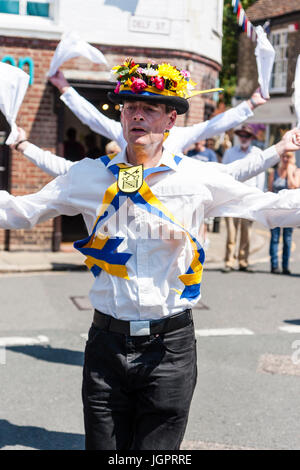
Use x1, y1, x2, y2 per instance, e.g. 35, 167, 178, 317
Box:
108, 59, 223, 115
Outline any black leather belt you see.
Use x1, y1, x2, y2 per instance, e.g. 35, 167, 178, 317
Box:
93, 309, 193, 336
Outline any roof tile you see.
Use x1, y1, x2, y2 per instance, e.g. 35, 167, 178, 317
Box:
246, 0, 300, 21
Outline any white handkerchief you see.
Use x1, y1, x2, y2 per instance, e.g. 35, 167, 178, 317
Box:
48, 31, 108, 77
294, 55, 300, 128
0, 63, 30, 145
255, 25, 275, 99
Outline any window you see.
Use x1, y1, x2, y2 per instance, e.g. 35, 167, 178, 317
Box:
270, 29, 288, 93
0, 0, 52, 18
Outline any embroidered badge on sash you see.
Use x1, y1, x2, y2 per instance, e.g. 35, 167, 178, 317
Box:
118, 165, 143, 193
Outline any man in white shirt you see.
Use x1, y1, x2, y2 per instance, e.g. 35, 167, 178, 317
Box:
222, 125, 265, 272
3, 59, 300, 450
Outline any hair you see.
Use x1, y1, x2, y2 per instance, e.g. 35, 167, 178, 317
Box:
105, 140, 121, 154
281, 151, 296, 165
165, 105, 176, 114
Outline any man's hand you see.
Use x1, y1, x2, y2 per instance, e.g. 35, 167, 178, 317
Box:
49, 70, 70, 94
10, 127, 29, 153
275, 128, 300, 156
247, 87, 268, 110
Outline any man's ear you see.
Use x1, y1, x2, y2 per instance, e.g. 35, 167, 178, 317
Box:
166, 110, 177, 131
120, 108, 124, 127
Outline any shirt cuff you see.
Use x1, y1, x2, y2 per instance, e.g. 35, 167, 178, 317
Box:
23, 143, 42, 160
263, 145, 280, 165
60, 86, 77, 105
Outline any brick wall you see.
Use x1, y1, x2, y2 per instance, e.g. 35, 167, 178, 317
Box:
236, 16, 300, 99
0, 36, 220, 251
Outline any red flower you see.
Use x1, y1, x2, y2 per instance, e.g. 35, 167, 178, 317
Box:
114, 82, 121, 94
152, 76, 165, 91
130, 77, 147, 94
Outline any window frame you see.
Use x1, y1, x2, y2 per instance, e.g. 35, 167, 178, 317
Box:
269, 28, 289, 94
0, 0, 54, 18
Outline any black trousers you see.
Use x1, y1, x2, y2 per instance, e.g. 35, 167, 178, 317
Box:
82, 319, 197, 450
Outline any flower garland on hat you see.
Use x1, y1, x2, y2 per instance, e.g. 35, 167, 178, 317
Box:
111, 58, 197, 98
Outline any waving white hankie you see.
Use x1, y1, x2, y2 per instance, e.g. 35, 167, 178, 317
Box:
255, 25, 275, 99
48, 32, 108, 77
294, 55, 300, 128
0, 62, 30, 145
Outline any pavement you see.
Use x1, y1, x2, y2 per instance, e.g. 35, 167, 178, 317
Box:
0, 218, 270, 273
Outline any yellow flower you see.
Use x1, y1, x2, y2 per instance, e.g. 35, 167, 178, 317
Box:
157, 63, 183, 84
129, 64, 140, 75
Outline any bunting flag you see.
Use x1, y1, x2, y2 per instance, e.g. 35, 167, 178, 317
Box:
231, 0, 258, 42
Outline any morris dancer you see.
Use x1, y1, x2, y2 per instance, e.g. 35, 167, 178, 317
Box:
3, 59, 300, 450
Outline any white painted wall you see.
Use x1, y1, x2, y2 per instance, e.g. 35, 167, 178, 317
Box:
0, 0, 223, 64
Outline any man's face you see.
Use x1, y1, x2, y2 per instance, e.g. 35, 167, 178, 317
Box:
120, 100, 177, 148
195, 140, 205, 151
238, 133, 252, 149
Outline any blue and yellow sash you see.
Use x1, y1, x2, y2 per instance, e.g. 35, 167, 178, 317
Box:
74, 154, 205, 300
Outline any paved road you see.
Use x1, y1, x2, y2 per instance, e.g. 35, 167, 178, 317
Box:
0, 226, 300, 450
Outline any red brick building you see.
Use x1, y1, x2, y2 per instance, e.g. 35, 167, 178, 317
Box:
235, 0, 300, 156
0, 2, 222, 251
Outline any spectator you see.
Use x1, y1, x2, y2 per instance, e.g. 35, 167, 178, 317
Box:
84, 133, 101, 159
222, 125, 265, 272
187, 140, 218, 163
64, 127, 85, 161
105, 140, 121, 155
268, 151, 300, 274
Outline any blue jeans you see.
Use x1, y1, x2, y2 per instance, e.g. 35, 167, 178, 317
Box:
269, 227, 293, 269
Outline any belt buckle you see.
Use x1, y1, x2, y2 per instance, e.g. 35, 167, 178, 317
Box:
130, 321, 150, 336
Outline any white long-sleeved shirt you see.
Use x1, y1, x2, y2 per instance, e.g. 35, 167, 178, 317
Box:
60, 86, 254, 153
1, 148, 300, 320
23, 141, 280, 182
223, 144, 266, 191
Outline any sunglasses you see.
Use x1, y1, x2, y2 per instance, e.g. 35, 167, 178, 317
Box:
238, 134, 252, 139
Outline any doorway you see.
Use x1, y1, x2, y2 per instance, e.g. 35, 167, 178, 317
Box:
0, 112, 11, 250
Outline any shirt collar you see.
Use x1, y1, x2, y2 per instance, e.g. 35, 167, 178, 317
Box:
107, 146, 180, 172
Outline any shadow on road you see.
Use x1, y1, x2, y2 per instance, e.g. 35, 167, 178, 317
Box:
0, 419, 84, 450
284, 319, 300, 325
7, 345, 84, 367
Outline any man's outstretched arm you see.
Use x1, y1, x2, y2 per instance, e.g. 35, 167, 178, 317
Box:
203, 128, 300, 228
49, 70, 126, 149
12, 128, 74, 177
169, 88, 267, 153
0, 171, 79, 230
208, 145, 279, 182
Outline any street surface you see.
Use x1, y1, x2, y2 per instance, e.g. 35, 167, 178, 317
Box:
0, 222, 300, 450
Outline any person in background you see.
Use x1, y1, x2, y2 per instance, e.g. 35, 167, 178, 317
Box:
205, 138, 216, 151
222, 124, 265, 272
64, 127, 85, 161
268, 151, 300, 274
84, 133, 101, 159
187, 140, 218, 163
105, 140, 121, 155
